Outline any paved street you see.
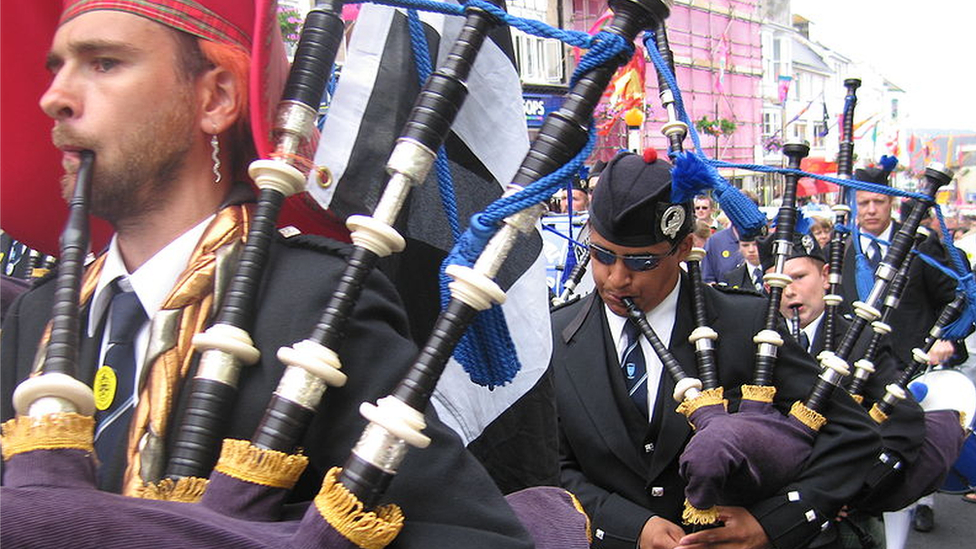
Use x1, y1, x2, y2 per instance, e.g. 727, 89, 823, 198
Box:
903, 491, 976, 549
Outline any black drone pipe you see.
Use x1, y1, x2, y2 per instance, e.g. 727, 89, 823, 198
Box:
822, 78, 861, 354
165, 0, 347, 480
251, 0, 509, 453
805, 163, 954, 412
751, 142, 809, 387
337, 0, 675, 509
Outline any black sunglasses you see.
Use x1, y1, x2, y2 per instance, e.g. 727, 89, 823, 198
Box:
588, 242, 678, 272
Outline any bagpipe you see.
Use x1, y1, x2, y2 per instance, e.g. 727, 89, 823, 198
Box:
602, 16, 976, 531
1, 0, 684, 547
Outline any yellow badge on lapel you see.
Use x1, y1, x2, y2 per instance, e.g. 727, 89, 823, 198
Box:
722, 250, 730, 258
94, 365, 118, 411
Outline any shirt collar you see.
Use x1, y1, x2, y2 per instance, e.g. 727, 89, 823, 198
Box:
87, 215, 215, 336
605, 275, 682, 354
803, 311, 825, 346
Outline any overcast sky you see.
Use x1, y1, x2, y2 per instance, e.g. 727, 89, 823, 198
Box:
791, 0, 976, 132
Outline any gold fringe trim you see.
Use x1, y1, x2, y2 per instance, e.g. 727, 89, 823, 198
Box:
868, 403, 889, 425
566, 489, 593, 544
213, 439, 309, 490
682, 499, 720, 525
789, 401, 827, 432
961, 411, 968, 430
1, 413, 94, 460
740, 384, 776, 403
676, 387, 727, 420
315, 467, 404, 549
851, 394, 865, 405
136, 476, 209, 503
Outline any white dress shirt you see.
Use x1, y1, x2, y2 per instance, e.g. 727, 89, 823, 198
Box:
87, 215, 214, 404
604, 277, 682, 421
859, 221, 893, 262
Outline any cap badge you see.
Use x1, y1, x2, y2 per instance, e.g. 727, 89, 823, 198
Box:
661, 205, 685, 238
801, 234, 814, 254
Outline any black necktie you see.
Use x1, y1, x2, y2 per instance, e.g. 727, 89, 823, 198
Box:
798, 330, 811, 353
621, 322, 648, 417
867, 240, 883, 271
93, 283, 147, 489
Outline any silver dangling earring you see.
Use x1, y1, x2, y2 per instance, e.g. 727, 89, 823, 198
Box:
210, 131, 222, 185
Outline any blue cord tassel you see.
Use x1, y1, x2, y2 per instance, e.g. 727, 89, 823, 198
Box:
878, 155, 898, 174
671, 152, 766, 239
854, 253, 875, 302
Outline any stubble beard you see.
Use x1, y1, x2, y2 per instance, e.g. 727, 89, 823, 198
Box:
58, 90, 196, 227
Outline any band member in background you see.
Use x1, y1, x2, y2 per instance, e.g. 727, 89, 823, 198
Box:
758, 231, 926, 549
552, 151, 879, 549
722, 236, 765, 295
700, 190, 761, 284
693, 194, 720, 233
841, 165, 960, 370
0, 2, 536, 546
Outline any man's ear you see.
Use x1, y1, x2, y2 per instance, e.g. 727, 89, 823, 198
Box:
198, 65, 241, 135
821, 262, 830, 291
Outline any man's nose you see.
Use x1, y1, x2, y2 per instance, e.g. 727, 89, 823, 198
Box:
40, 69, 80, 121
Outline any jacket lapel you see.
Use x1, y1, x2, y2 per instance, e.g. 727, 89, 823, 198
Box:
645, 275, 695, 482
562, 294, 646, 477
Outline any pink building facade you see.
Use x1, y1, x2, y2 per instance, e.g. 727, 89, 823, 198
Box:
569, 0, 762, 173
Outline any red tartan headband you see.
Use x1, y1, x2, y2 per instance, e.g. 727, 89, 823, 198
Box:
60, 0, 252, 51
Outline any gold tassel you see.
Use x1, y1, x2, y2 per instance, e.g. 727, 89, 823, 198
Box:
676, 387, 727, 420
851, 394, 864, 405
1, 413, 94, 460
213, 439, 308, 490
868, 403, 889, 424
136, 476, 209, 502
315, 467, 404, 549
960, 411, 968, 430
740, 384, 776, 403
789, 401, 827, 432
682, 499, 720, 525
566, 489, 593, 544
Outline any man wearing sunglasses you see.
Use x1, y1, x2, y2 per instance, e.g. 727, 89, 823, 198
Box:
552, 150, 879, 549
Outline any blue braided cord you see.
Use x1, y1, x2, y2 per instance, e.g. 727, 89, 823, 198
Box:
317, 63, 341, 130
669, 152, 766, 238
570, 31, 631, 86
482, 124, 598, 225
561, 178, 576, 283
642, 33, 765, 238
934, 207, 976, 339
541, 224, 588, 250
404, 7, 519, 387
644, 32, 703, 155
349, 0, 595, 47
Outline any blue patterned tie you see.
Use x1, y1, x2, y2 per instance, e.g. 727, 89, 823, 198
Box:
752, 267, 764, 292
621, 321, 648, 417
867, 240, 883, 272
93, 283, 146, 487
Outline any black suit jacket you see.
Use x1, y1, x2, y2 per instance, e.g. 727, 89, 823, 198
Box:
553, 276, 880, 549
1, 234, 534, 549
722, 262, 766, 295
839, 222, 958, 366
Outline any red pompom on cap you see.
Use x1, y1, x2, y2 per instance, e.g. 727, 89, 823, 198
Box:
642, 147, 658, 163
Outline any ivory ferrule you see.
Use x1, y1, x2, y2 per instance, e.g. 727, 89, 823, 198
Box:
351, 422, 411, 474
870, 320, 891, 335
673, 377, 703, 403
446, 264, 506, 311
852, 360, 875, 379
248, 159, 306, 197
348, 215, 406, 257
387, 138, 437, 185
359, 396, 429, 449
882, 384, 906, 406
14, 372, 95, 417
195, 349, 244, 387
273, 100, 318, 157
875, 263, 897, 282
274, 366, 327, 410
852, 300, 882, 322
